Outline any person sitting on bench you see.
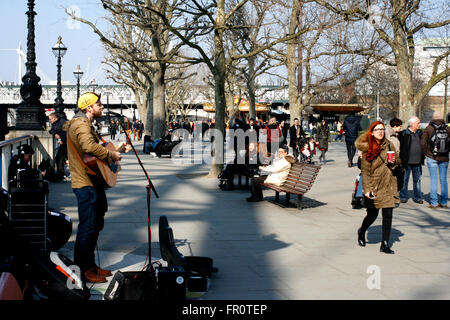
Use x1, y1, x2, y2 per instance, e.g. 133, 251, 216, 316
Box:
246, 146, 296, 202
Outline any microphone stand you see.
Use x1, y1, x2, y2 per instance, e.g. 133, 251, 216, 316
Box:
114, 114, 159, 271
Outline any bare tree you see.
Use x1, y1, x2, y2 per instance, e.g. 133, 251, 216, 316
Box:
67, 0, 185, 139
227, 0, 279, 120
165, 63, 200, 121
102, 18, 153, 136
266, 0, 372, 122
313, 0, 450, 123
146, 0, 312, 176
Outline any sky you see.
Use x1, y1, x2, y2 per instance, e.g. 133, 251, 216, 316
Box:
0, 1, 113, 86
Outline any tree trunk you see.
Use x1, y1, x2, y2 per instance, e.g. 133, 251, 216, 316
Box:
288, 0, 302, 122
152, 68, 167, 139
248, 56, 257, 120
208, 69, 226, 178
207, 0, 226, 178
145, 85, 153, 137
397, 58, 416, 123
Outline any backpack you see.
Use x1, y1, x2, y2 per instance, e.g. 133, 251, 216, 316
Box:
429, 123, 449, 156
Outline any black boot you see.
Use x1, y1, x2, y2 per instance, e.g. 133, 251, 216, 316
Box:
357, 228, 366, 247
380, 241, 394, 254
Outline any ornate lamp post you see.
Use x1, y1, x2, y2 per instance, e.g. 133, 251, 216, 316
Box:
119, 96, 124, 116
104, 91, 112, 116
15, 0, 46, 130
90, 79, 98, 93
73, 65, 83, 103
52, 36, 67, 119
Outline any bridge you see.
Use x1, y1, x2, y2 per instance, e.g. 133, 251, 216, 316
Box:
0, 83, 291, 119
0, 84, 136, 107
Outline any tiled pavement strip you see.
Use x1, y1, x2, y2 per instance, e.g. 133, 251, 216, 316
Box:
49, 138, 450, 300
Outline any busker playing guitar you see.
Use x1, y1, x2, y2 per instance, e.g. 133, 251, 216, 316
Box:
64, 92, 131, 283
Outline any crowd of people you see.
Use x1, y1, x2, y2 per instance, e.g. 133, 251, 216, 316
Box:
5, 103, 447, 286
214, 110, 448, 256
349, 110, 449, 254
109, 118, 144, 141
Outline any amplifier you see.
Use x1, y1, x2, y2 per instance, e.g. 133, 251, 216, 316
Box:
156, 266, 186, 300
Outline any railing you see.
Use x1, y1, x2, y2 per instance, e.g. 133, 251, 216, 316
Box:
0, 135, 36, 190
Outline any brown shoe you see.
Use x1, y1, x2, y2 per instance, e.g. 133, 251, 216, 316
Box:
84, 269, 107, 283
438, 204, 448, 209
95, 265, 112, 277
428, 204, 438, 209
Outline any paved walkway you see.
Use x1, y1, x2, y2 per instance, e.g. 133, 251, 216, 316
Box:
49, 139, 450, 300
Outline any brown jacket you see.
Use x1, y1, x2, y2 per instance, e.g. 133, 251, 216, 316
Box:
64, 112, 113, 189
356, 135, 401, 209
420, 119, 450, 162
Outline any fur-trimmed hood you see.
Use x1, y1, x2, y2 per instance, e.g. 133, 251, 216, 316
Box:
355, 133, 369, 152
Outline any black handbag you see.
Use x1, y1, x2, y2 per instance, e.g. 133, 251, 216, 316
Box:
392, 165, 405, 191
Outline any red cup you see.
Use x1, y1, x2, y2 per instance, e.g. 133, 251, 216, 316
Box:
387, 151, 395, 162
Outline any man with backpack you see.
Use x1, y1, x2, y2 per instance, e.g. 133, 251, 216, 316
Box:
421, 110, 449, 209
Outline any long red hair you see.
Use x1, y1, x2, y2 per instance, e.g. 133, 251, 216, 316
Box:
365, 121, 385, 162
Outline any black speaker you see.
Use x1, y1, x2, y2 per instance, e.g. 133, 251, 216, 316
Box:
156, 266, 186, 300
104, 270, 158, 301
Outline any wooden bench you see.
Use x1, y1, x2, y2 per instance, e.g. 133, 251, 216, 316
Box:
261, 162, 321, 209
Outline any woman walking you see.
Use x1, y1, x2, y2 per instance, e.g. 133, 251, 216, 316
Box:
355, 121, 401, 254
317, 119, 330, 164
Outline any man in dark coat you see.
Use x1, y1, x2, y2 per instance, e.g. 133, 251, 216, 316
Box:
289, 118, 305, 160
49, 112, 68, 179
398, 116, 424, 204
343, 112, 362, 167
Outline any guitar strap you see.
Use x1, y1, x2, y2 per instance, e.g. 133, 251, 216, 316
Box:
66, 123, 97, 176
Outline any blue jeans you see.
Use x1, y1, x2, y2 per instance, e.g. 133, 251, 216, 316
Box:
399, 165, 423, 202
73, 186, 107, 272
426, 157, 448, 206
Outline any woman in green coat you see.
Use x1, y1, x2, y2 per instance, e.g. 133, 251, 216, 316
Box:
317, 119, 330, 164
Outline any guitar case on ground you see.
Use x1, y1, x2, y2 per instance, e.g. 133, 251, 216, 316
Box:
158, 215, 218, 292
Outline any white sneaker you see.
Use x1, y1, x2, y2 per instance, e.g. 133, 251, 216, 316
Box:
150, 152, 157, 157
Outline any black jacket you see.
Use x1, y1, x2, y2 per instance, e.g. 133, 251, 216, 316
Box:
289, 125, 305, 148
343, 114, 362, 143
398, 128, 424, 167
49, 117, 67, 143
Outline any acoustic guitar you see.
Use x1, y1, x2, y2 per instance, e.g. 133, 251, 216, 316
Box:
83, 142, 127, 189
